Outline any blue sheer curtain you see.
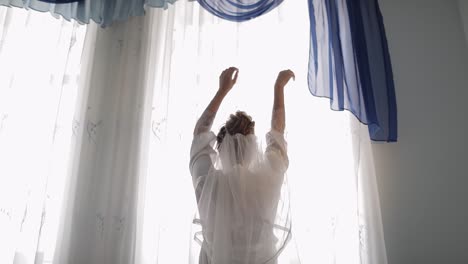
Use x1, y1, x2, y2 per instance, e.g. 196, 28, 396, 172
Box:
0, 0, 177, 26
196, 0, 284, 22
308, 0, 397, 142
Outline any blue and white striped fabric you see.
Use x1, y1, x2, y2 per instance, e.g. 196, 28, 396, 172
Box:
308, 0, 398, 142
197, 0, 284, 22
0, 0, 177, 27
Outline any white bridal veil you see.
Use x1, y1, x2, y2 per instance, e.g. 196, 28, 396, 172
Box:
190, 129, 291, 264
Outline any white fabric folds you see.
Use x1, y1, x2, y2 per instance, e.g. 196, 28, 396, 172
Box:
0, 0, 177, 27
190, 131, 291, 264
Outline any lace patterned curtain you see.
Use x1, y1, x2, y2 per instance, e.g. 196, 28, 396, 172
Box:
0, 6, 86, 263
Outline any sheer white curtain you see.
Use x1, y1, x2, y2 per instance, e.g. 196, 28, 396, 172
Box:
0, 0, 387, 263
137, 1, 387, 263
0, 7, 86, 264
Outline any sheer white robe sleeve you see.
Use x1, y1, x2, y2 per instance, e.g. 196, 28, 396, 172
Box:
190, 110, 217, 202
265, 129, 289, 175
266, 105, 289, 181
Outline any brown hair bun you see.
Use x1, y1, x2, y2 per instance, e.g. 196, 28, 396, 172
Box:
216, 111, 255, 149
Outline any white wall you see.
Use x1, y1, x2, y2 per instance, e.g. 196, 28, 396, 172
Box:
460, 0, 468, 46
373, 1, 468, 264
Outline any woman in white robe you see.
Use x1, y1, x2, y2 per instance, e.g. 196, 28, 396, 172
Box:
189, 67, 295, 264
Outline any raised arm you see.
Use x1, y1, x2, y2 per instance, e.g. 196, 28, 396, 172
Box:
271, 70, 295, 134
194, 67, 239, 135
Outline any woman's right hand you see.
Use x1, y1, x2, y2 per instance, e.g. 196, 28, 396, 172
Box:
275, 70, 295, 89
219, 67, 239, 95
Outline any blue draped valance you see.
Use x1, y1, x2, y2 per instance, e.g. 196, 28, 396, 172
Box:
308, 0, 398, 142
38, 0, 81, 3
0, 0, 397, 142
197, 0, 284, 22
0, 0, 177, 27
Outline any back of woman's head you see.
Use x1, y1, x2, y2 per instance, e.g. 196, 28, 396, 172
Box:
216, 111, 255, 149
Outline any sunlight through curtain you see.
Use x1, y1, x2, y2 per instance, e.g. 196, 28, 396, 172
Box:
0, 6, 86, 264
0, 1, 387, 263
